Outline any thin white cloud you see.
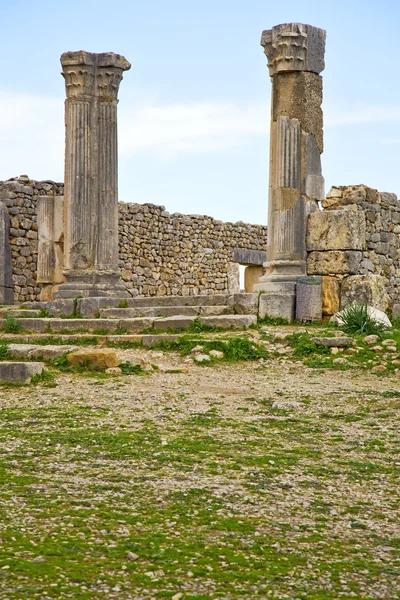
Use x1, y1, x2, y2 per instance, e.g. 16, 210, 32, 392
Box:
325, 104, 400, 127
119, 101, 269, 155
0, 88, 399, 183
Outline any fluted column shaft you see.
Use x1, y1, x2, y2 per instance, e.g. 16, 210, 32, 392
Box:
55, 51, 130, 298
255, 23, 326, 290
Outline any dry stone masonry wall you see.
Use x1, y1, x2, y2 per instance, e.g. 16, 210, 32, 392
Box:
0, 177, 267, 302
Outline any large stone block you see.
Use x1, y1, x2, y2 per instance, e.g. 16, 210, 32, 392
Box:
322, 276, 340, 316
232, 248, 267, 266
234, 293, 259, 315
307, 251, 362, 275
307, 209, 366, 251
0, 362, 44, 383
259, 292, 295, 322
295, 276, 322, 322
244, 267, 264, 292
341, 275, 390, 312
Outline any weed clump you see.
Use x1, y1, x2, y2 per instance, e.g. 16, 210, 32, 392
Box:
339, 304, 387, 337
2, 315, 22, 334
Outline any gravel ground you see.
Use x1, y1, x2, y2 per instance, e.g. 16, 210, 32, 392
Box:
0, 347, 399, 599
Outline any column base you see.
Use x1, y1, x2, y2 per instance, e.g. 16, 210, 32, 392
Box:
258, 290, 296, 322
53, 270, 129, 299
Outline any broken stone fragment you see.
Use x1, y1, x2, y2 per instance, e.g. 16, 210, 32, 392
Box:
67, 349, 120, 369
310, 336, 354, 347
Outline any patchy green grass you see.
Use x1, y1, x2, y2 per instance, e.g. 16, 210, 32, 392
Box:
2, 315, 22, 334
0, 383, 398, 599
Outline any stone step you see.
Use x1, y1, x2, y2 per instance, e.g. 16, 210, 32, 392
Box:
0, 309, 42, 318
6, 344, 79, 360
99, 305, 231, 319
0, 362, 44, 383
0, 314, 256, 334
0, 333, 190, 347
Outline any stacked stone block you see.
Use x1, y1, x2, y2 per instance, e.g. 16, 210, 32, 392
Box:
307, 184, 400, 313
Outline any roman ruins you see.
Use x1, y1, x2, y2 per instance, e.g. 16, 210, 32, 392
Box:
1, 23, 399, 323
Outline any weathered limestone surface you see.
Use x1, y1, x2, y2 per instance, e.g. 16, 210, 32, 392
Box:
307, 251, 362, 275
255, 22, 326, 320
56, 51, 131, 299
233, 293, 259, 315
341, 275, 390, 313
307, 208, 366, 251
244, 266, 265, 292
295, 276, 322, 322
0, 362, 44, 383
37, 194, 64, 301
322, 276, 340, 316
232, 248, 267, 266
0, 201, 14, 304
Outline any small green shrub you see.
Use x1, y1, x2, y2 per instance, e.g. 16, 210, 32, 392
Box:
118, 299, 128, 308
3, 315, 22, 334
113, 327, 129, 335
339, 304, 386, 337
288, 332, 331, 358
38, 308, 51, 318
0, 343, 9, 360
188, 318, 223, 333
257, 315, 290, 326
119, 361, 147, 375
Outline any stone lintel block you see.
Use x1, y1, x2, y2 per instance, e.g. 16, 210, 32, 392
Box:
141, 334, 181, 348
261, 23, 326, 76
307, 209, 366, 251
322, 276, 340, 316
272, 71, 323, 152
258, 292, 295, 322
7, 344, 78, 360
307, 251, 362, 275
341, 274, 390, 313
232, 248, 267, 266
234, 293, 259, 315
0, 362, 44, 383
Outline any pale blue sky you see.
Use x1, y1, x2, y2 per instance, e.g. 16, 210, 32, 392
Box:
0, 0, 399, 224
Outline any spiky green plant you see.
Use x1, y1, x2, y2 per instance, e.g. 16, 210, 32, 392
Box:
339, 304, 387, 337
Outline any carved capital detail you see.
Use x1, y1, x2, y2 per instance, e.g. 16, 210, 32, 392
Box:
261, 23, 326, 76
61, 51, 131, 100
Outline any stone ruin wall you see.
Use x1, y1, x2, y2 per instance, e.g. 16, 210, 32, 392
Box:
0, 177, 268, 303
307, 184, 400, 315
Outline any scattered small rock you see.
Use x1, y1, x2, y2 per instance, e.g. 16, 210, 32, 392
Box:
332, 357, 349, 365
193, 354, 211, 363
127, 552, 139, 561
371, 365, 386, 373
209, 350, 224, 359
140, 358, 153, 371
105, 367, 122, 376
382, 339, 396, 346
32, 556, 45, 563
191, 345, 204, 354
371, 346, 383, 352
364, 335, 379, 345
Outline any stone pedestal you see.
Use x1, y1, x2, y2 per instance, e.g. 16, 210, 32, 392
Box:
296, 276, 322, 322
55, 51, 131, 299
254, 23, 326, 321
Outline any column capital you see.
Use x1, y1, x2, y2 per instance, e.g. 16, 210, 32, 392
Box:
261, 23, 326, 76
61, 51, 131, 100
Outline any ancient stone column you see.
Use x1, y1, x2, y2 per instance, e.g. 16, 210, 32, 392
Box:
55, 51, 131, 298
254, 23, 326, 321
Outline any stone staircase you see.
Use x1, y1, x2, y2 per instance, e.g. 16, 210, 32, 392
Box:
0, 294, 259, 334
